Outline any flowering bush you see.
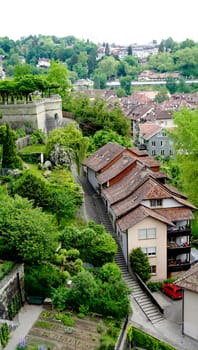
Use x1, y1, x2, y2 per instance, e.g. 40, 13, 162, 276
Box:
16, 339, 47, 350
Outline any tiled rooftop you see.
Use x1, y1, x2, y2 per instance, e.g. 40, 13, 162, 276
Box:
83, 142, 125, 172
117, 204, 173, 231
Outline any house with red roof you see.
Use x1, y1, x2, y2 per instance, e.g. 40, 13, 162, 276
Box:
83, 142, 196, 281
137, 123, 174, 158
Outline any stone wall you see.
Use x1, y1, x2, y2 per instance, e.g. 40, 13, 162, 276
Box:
0, 95, 63, 135
0, 264, 24, 320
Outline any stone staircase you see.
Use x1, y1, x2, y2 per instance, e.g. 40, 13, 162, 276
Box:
79, 175, 164, 324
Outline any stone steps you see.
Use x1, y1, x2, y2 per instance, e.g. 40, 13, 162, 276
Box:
80, 174, 164, 324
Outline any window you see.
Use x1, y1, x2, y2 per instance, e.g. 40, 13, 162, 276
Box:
150, 265, 157, 274
160, 141, 163, 146
152, 150, 156, 156
162, 131, 166, 136
138, 228, 156, 240
161, 149, 165, 156
142, 247, 156, 256
150, 199, 162, 207
151, 141, 156, 147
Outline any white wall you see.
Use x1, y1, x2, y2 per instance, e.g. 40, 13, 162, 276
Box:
142, 198, 183, 209
183, 290, 198, 341
87, 168, 99, 191
127, 217, 167, 281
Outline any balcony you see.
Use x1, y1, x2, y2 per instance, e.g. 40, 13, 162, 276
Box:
168, 260, 191, 272
167, 242, 191, 254
167, 226, 191, 237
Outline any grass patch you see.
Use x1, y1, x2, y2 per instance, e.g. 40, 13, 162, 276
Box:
23, 163, 47, 179
0, 261, 15, 281
19, 144, 46, 154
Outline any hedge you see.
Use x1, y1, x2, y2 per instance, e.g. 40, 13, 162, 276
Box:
0, 323, 9, 348
127, 325, 176, 350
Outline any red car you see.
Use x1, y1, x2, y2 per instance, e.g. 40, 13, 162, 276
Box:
162, 283, 183, 300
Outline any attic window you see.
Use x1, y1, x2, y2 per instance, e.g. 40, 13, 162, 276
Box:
150, 199, 162, 207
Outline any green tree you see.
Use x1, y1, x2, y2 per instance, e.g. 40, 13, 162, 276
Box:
93, 73, 107, 89
168, 108, 198, 205
120, 76, 132, 95
177, 76, 190, 93
127, 45, 132, 55
25, 263, 65, 297
2, 123, 23, 169
68, 94, 130, 137
147, 52, 174, 72
12, 171, 81, 226
154, 88, 169, 103
98, 56, 118, 80
0, 189, 58, 264
166, 76, 177, 94
90, 129, 132, 152
60, 221, 117, 267
130, 247, 151, 282
173, 47, 198, 78
116, 87, 127, 97
46, 122, 89, 175
46, 59, 70, 97
11, 172, 50, 209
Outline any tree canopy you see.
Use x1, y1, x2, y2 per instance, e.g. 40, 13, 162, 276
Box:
168, 108, 198, 206
45, 122, 89, 175
0, 188, 58, 264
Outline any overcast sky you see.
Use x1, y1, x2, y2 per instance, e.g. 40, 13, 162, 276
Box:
1, 0, 197, 45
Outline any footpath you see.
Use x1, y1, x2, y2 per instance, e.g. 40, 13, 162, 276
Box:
4, 304, 42, 350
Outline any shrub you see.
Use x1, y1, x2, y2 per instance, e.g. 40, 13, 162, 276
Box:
130, 247, 151, 282
99, 333, 116, 350
147, 281, 163, 292
97, 321, 104, 333
55, 313, 75, 326
0, 261, 15, 281
30, 129, 46, 145
0, 323, 9, 347
129, 327, 176, 350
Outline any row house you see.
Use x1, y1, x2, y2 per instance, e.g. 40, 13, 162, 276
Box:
83, 142, 196, 281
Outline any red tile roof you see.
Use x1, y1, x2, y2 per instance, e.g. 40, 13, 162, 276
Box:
112, 177, 171, 217
139, 123, 162, 140
155, 207, 194, 221
97, 153, 136, 185
117, 204, 174, 231
102, 163, 147, 204
83, 142, 125, 172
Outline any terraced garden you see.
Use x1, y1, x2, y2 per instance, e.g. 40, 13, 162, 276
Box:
25, 309, 121, 350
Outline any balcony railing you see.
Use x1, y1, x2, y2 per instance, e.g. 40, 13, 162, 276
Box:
167, 242, 191, 254
167, 226, 191, 236
168, 261, 191, 272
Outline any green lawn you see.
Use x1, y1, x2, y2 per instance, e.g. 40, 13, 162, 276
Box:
19, 144, 46, 154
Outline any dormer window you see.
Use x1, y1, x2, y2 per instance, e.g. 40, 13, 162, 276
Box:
150, 199, 162, 207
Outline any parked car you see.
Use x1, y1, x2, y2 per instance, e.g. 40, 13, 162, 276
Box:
162, 283, 183, 300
